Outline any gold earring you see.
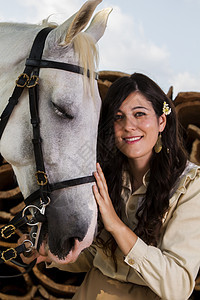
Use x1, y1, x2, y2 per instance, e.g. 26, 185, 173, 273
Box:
154, 133, 162, 153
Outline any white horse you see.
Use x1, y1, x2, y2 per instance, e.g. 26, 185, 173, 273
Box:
0, 0, 111, 264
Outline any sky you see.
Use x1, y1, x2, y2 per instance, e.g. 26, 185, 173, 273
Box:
1, 0, 200, 98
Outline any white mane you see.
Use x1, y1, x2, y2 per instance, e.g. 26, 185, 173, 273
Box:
73, 32, 99, 83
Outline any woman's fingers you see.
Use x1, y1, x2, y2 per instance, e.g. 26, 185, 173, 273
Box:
92, 184, 100, 202
93, 164, 113, 212
20, 251, 38, 265
93, 172, 108, 203
17, 234, 48, 265
96, 163, 108, 192
93, 163, 110, 201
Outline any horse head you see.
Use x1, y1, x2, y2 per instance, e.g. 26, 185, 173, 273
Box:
0, 0, 112, 263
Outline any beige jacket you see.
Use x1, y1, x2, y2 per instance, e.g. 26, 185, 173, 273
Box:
48, 161, 200, 300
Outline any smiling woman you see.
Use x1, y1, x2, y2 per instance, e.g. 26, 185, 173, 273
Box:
47, 73, 200, 300
97, 73, 186, 246
113, 91, 166, 173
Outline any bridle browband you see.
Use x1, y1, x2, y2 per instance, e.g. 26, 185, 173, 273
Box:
0, 27, 97, 274
26, 58, 99, 80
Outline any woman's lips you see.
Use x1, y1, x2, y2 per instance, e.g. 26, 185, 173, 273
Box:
123, 136, 143, 143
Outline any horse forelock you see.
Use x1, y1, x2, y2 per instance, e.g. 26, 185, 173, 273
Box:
74, 32, 98, 74
62, 31, 99, 95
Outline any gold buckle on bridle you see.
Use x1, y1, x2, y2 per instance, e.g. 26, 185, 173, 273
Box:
35, 171, 48, 186
1, 248, 17, 262
16, 73, 29, 87
27, 75, 39, 88
1, 224, 16, 239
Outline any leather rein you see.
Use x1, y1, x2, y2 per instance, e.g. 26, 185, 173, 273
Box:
0, 27, 97, 276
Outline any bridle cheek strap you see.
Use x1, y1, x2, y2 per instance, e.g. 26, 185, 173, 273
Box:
26, 27, 97, 204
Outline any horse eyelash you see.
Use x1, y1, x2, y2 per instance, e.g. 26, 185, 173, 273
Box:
51, 101, 74, 120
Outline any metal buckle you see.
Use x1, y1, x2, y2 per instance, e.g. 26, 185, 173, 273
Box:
27, 75, 39, 88
16, 73, 29, 87
22, 205, 40, 226
22, 197, 50, 226
1, 248, 17, 262
1, 224, 16, 239
35, 171, 48, 186
23, 239, 34, 253
22, 198, 50, 249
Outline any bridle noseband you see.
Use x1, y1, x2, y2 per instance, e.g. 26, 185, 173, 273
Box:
0, 27, 97, 275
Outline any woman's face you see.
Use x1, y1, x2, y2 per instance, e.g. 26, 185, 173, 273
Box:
114, 91, 166, 166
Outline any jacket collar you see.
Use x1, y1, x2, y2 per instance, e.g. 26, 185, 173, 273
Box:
122, 161, 200, 201
122, 169, 150, 195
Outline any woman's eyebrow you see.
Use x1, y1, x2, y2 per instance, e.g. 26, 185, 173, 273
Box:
116, 106, 149, 113
131, 106, 149, 111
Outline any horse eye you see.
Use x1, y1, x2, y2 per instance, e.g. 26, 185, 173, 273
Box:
51, 101, 74, 120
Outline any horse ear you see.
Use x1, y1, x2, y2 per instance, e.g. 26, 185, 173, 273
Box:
65, 0, 103, 44
49, 0, 103, 45
85, 7, 112, 43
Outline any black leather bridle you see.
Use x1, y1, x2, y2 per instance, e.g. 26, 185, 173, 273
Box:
0, 27, 97, 275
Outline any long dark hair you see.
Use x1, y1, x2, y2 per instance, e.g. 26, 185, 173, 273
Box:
97, 73, 188, 252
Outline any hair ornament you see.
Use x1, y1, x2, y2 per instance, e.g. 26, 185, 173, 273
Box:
162, 101, 171, 115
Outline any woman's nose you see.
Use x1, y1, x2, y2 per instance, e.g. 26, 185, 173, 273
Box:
124, 116, 137, 131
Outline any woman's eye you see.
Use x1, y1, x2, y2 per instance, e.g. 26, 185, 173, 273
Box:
114, 114, 123, 121
52, 102, 74, 119
135, 112, 146, 117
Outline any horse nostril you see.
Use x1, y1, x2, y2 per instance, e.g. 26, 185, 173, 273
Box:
61, 237, 75, 254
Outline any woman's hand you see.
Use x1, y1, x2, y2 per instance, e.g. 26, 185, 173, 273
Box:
18, 234, 52, 265
92, 163, 123, 234
92, 163, 138, 256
